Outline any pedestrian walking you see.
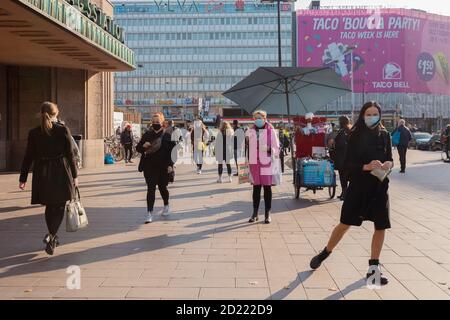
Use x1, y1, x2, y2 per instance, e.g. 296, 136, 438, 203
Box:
19, 102, 78, 255
309, 101, 393, 286
247, 110, 280, 224
191, 119, 209, 174
443, 124, 450, 160
121, 124, 134, 163
334, 116, 351, 200
232, 120, 244, 176
136, 112, 175, 223
215, 121, 234, 183
392, 119, 412, 173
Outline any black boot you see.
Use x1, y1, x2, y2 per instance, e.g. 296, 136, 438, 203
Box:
249, 209, 259, 223
44, 234, 58, 255
310, 247, 331, 269
264, 210, 271, 224
366, 259, 389, 285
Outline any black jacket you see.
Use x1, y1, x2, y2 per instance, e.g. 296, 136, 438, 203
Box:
395, 125, 412, 147
20, 122, 77, 205
120, 130, 133, 145
333, 127, 351, 171
136, 128, 175, 173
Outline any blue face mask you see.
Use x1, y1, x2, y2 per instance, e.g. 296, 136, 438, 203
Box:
364, 115, 380, 128
255, 119, 265, 128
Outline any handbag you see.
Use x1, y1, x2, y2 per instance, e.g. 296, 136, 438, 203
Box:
197, 141, 207, 151
65, 187, 88, 232
238, 163, 250, 184
271, 157, 282, 186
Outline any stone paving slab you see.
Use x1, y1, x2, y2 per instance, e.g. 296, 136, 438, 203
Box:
0, 150, 449, 299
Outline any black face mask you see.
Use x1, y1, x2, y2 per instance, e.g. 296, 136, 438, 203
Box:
152, 124, 161, 131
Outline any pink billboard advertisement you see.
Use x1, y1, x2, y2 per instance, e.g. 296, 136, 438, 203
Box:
297, 9, 450, 94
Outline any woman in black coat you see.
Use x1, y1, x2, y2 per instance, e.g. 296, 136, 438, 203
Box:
334, 116, 352, 200
136, 112, 175, 224
309, 101, 393, 286
19, 102, 78, 255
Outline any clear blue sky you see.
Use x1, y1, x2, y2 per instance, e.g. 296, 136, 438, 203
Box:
295, 0, 450, 16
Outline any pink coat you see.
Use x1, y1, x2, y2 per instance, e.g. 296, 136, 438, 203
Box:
247, 123, 280, 186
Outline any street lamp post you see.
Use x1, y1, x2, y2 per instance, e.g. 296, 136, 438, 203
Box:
261, 0, 295, 67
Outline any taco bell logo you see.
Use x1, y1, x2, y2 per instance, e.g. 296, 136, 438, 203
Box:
383, 62, 402, 80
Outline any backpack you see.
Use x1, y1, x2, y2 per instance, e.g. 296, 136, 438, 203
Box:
392, 130, 401, 146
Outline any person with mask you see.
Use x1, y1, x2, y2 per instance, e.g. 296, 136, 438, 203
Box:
334, 116, 352, 200
136, 112, 175, 223
215, 121, 234, 183
392, 119, 412, 173
121, 124, 134, 163
309, 101, 393, 286
191, 119, 209, 174
247, 110, 280, 224
19, 102, 78, 255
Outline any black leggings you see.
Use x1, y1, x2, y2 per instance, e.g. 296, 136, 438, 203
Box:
124, 144, 132, 161
145, 182, 169, 212
218, 163, 232, 176
45, 203, 66, 235
253, 185, 272, 212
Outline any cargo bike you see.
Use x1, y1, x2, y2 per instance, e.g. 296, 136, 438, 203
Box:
291, 116, 337, 200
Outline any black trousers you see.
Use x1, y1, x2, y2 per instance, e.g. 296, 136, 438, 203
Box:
45, 203, 66, 235
446, 142, 450, 159
397, 146, 408, 171
124, 143, 132, 161
338, 170, 349, 196
280, 151, 285, 173
145, 176, 169, 212
218, 163, 232, 175
253, 185, 272, 213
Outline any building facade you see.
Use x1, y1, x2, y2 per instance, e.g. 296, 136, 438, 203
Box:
0, 0, 134, 170
113, 0, 294, 125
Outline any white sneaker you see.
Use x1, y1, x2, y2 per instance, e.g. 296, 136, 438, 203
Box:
197, 169, 202, 174
227, 175, 232, 183
162, 205, 170, 216
145, 212, 153, 224
217, 176, 223, 183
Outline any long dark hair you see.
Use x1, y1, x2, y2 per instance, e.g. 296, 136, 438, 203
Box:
350, 101, 384, 138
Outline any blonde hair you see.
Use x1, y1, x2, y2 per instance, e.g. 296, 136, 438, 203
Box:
153, 112, 165, 123
40, 102, 59, 136
253, 110, 267, 119
219, 121, 234, 135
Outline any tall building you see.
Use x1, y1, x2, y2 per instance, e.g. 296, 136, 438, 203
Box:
113, 0, 294, 125
0, 0, 135, 170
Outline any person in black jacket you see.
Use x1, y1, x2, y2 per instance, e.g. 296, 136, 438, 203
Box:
393, 119, 412, 173
334, 116, 352, 200
309, 101, 393, 286
19, 102, 78, 255
443, 124, 450, 159
136, 112, 175, 223
121, 124, 134, 163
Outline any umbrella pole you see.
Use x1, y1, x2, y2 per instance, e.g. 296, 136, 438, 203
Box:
284, 78, 296, 186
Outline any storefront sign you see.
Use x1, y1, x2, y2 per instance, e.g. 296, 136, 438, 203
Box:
66, 0, 125, 43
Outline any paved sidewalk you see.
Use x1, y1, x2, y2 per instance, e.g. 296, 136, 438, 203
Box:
0, 150, 449, 300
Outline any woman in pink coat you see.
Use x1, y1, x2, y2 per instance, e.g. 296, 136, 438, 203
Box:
246, 110, 280, 224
